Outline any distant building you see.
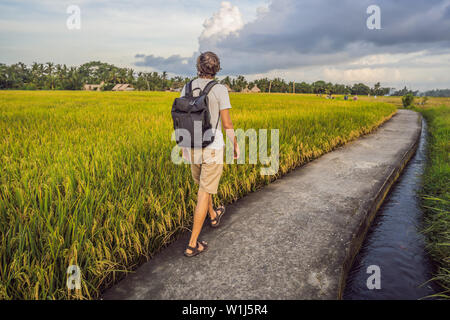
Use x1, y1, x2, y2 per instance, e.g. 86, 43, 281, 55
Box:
83, 81, 104, 91
241, 87, 251, 93
112, 84, 135, 91
250, 85, 261, 93
167, 87, 182, 92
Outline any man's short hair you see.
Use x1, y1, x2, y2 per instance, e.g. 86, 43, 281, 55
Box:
197, 52, 221, 78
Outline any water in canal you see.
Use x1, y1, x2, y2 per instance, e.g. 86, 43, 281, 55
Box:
344, 119, 440, 300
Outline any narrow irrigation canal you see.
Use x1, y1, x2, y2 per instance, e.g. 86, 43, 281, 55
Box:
344, 119, 440, 300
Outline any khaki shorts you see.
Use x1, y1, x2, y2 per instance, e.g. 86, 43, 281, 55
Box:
190, 147, 224, 194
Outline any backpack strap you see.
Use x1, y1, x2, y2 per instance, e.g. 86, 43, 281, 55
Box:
188, 79, 221, 133
185, 80, 194, 97
202, 80, 218, 96
201, 80, 221, 132
213, 109, 221, 132
185, 80, 210, 97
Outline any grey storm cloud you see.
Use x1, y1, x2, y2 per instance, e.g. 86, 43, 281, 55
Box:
134, 54, 195, 74
134, 0, 450, 75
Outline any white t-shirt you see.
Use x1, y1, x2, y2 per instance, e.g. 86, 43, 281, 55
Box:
180, 78, 232, 150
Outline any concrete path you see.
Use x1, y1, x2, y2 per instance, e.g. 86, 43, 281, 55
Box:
102, 110, 421, 300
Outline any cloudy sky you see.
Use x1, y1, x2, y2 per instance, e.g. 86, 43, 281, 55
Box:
1, 0, 449, 91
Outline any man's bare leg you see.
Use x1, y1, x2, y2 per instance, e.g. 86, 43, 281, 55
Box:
186, 189, 209, 254
208, 195, 219, 225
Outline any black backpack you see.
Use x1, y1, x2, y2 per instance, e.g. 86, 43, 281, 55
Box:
171, 80, 219, 148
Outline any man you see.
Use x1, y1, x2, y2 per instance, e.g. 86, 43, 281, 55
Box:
181, 52, 240, 257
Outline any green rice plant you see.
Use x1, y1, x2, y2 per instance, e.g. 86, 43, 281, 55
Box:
416, 104, 450, 298
0, 90, 396, 299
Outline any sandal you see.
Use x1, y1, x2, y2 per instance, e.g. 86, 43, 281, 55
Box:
184, 240, 208, 257
210, 206, 226, 228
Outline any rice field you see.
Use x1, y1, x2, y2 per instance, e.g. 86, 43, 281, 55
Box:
0, 91, 396, 299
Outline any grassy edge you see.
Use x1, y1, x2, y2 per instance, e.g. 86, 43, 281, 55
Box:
415, 105, 450, 299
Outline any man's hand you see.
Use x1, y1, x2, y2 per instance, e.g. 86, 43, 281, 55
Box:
220, 109, 240, 160
182, 147, 191, 162
233, 142, 240, 160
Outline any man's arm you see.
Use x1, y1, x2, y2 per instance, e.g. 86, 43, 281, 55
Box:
220, 109, 240, 159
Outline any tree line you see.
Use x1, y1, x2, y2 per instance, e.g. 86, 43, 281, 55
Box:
1, 60, 445, 96
0, 61, 187, 91
224, 76, 391, 96
422, 89, 450, 97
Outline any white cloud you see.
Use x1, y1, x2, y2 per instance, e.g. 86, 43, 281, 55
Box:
199, 2, 244, 42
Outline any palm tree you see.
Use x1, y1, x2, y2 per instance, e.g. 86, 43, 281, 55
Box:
127, 68, 135, 84
45, 62, 55, 89
118, 69, 127, 83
